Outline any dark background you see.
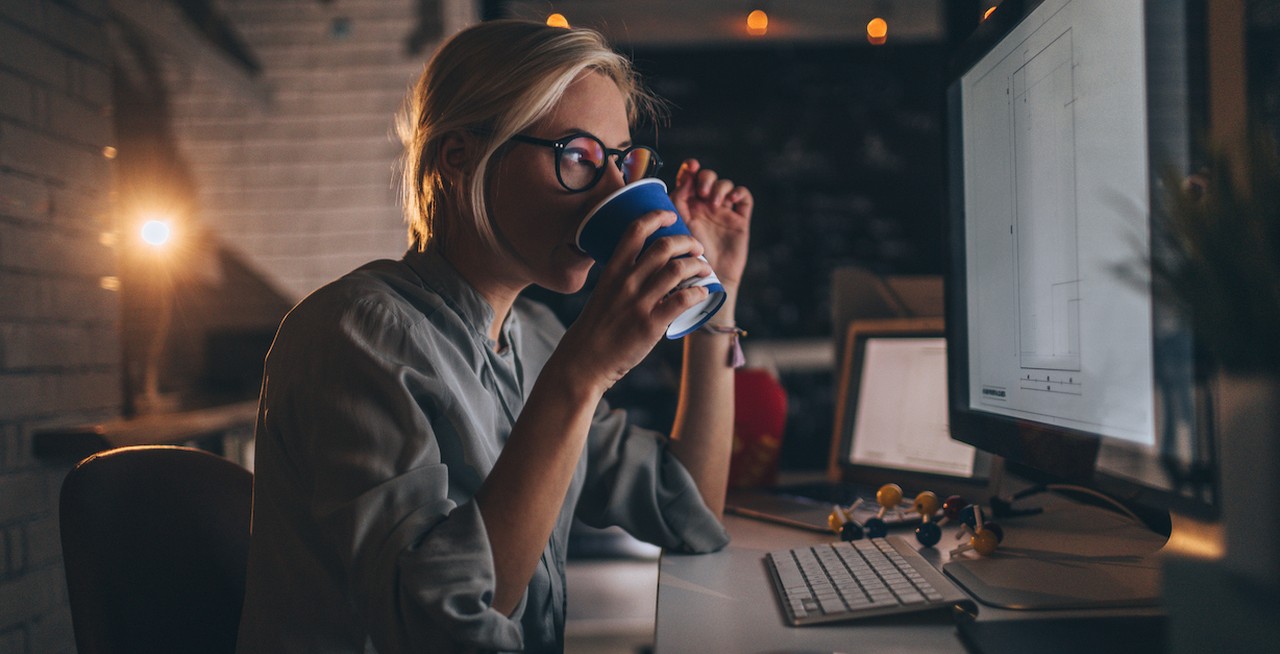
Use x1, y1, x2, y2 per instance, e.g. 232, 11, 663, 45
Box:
527, 40, 951, 470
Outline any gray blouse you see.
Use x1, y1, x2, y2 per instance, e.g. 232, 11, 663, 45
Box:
236, 248, 729, 654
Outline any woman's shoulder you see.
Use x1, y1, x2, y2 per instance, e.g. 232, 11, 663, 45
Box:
280, 259, 449, 342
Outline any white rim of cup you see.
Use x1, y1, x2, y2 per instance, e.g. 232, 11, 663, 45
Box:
572, 178, 669, 254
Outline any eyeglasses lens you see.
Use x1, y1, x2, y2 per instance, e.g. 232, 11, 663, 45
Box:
560, 136, 606, 191
621, 149, 655, 182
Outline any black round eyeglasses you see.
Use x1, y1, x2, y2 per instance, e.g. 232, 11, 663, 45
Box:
508, 132, 663, 193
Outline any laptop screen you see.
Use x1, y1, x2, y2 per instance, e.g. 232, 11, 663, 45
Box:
847, 337, 977, 478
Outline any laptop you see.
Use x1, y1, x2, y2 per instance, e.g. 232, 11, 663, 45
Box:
727, 318, 993, 533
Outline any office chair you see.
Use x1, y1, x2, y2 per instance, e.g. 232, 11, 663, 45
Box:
59, 445, 253, 654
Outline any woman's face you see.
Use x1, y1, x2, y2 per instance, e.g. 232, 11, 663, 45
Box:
486, 71, 633, 295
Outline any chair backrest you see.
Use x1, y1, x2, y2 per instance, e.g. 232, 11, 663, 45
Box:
60, 445, 253, 654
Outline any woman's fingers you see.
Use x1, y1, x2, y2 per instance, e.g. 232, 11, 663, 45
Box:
605, 210, 676, 270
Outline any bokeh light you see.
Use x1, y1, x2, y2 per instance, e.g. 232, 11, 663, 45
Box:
867, 18, 888, 45
546, 13, 569, 28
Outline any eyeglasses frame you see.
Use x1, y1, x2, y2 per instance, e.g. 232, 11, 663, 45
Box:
507, 132, 663, 193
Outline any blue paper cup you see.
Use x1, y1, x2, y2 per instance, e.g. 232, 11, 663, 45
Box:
575, 178, 726, 339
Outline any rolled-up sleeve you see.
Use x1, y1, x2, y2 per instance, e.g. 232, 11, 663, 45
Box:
573, 399, 730, 553
256, 295, 524, 653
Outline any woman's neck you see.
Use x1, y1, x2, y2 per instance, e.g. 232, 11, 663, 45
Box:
437, 240, 525, 346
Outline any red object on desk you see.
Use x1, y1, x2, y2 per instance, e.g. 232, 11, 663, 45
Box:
728, 367, 788, 488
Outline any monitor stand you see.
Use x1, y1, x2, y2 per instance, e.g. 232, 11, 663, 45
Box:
942, 490, 1170, 610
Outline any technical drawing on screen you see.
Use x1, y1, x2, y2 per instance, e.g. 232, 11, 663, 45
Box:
959, 0, 1156, 447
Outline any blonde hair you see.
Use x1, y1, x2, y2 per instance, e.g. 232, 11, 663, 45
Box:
397, 20, 663, 251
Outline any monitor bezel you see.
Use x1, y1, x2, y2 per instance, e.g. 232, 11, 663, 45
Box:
943, 0, 1218, 520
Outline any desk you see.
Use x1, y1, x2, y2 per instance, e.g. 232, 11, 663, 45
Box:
32, 400, 258, 463
655, 496, 1170, 654
655, 514, 966, 653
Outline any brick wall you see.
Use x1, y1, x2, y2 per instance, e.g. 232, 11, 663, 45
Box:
168, 0, 449, 301
0, 1, 474, 649
0, 0, 118, 651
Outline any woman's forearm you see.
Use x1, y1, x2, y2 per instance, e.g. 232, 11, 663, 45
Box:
669, 290, 739, 517
474, 353, 605, 614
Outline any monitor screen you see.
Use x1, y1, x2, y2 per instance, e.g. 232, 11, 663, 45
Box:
849, 337, 977, 478
946, 0, 1215, 516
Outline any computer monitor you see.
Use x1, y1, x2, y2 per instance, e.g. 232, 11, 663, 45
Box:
944, 0, 1216, 607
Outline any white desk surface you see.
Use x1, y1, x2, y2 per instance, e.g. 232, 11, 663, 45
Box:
655, 514, 967, 654
654, 496, 1170, 654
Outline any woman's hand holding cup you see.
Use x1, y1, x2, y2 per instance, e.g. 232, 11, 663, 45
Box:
560, 209, 713, 391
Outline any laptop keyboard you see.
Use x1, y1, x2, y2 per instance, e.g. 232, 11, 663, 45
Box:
766, 537, 967, 625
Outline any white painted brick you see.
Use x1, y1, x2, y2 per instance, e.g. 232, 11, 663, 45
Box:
0, 122, 110, 188
165, 0, 434, 308
0, 527, 9, 575
257, 67, 416, 96
0, 370, 119, 419
0, 172, 52, 222
0, 566, 63, 627
44, 93, 109, 149
229, 0, 418, 23
267, 87, 410, 116
183, 132, 398, 165
0, 322, 117, 370
79, 323, 120, 367
256, 41, 423, 70
0, 274, 52, 321
64, 369, 120, 412
24, 516, 60, 568
0, 20, 67, 89
47, 185, 112, 229
199, 181, 396, 214
179, 109, 396, 141
0, 221, 114, 278
181, 139, 398, 171
194, 161, 399, 195
66, 57, 110, 106
30, 603, 75, 654
43, 0, 109, 61
0, 0, 44, 32
61, 0, 109, 21
0, 471, 45, 523
0, 69, 36, 124
0, 273, 117, 323
0, 423, 17, 470
52, 279, 118, 324
237, 15, 422, 45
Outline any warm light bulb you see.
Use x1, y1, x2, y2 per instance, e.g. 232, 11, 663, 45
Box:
747, 9, 768, 36
546, 13, 569, 28
867, 17, 888, 45
140, 220, 172, 247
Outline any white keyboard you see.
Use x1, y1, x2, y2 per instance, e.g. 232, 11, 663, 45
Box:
765, 537, 970, 625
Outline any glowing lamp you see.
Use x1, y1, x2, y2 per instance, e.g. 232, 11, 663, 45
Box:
140, 220, 172, 247
867, 17, 887, 45
546, 13, 569, 28
983, 6, 998, 21
747, 10, 768, 36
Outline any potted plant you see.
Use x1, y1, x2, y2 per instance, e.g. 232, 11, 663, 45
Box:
1149, 131, 1280, 595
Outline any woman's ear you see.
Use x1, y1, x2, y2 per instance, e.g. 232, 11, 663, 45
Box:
438, 131, 474, 183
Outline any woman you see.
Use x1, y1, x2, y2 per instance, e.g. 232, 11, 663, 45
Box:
237, 19, 752, 653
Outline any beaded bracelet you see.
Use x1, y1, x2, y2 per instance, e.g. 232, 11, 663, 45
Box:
700, 323, 747, 368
